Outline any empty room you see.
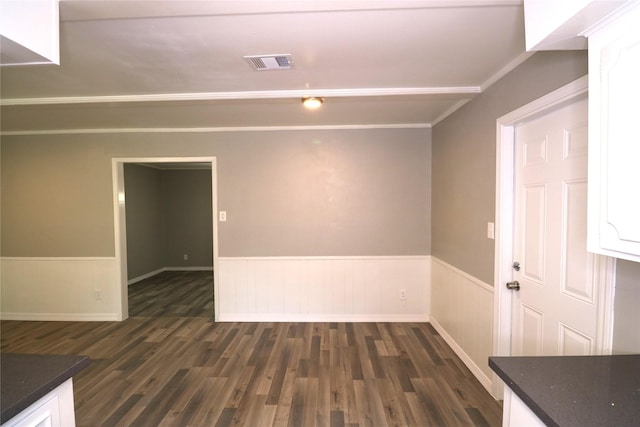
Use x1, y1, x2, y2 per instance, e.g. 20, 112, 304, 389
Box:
1, 1, 639, 426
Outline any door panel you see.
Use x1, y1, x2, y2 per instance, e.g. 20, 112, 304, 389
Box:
562, 180, 594, 303
512, 98, 597, 357
559, 322, 593, 355
519, 304, 544, 356
523, 185, 546, 284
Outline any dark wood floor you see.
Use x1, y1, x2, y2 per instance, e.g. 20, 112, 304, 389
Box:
1, 271, 502, 427
128, 270, 214, 317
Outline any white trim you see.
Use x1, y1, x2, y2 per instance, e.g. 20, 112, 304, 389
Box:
164, 266, 213, 272
0, 312, 119, 322
60, 1, 523, 22
0, 256, 116, 261
219, 314, 429, 322
430, 99, 473, 126
218, 255, 430, 261
431, 51, 535, 126
429, 256, 495, 394
0, 86, 481, 106
493, 75, 616, 398
595, 256, 617, 354
1, 123, 431, 137
113, 161, 128, 320
580, 0, 640, 37
0, 51, 536, 137
127, 268, 165, 285
431, 256, 494, 293
479, 51, 535, 92
429, 316, 493, 393
497, 75, 589, 124
112, 157, 219, 321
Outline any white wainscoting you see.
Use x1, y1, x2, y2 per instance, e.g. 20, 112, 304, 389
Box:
218, 256, 430, 322
430, 257, 494, 392
0, 257, 120, 321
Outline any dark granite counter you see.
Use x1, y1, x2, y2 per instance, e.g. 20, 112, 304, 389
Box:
489, 355, 640, 427
0, 353, 90, 424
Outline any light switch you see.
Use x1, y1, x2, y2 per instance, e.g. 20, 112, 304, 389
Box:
219, 211, 227, 222
487, 222, 495, 239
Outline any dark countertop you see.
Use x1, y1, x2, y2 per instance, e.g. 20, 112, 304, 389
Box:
0, 353, 90, 424
489, 355, 640, 427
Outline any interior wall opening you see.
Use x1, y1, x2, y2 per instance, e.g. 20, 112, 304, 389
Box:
113, 157, 219, 321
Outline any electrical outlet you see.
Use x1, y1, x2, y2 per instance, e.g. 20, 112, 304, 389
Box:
399, 288, 407, 301
94, 289, 102, 300
184, 254, 188, 261
219, 211, 227, 222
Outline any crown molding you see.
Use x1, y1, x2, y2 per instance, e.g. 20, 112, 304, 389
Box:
60, 1, 523, 22
479, 51, 534, 92
430, 99, 474, 127
0, 87, 481, 106
429, 51, 535, 127
0, 123, 432, 136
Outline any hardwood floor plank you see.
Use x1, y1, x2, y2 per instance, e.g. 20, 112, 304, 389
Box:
316, 365, 331, 426
214, 408, 236, 427
272, 369, 296, 427
1, 272, 502, 426
303, 378, 319, 427
100, 393, 144, 427
330, 410, 345, 427
266, 339, 292, 405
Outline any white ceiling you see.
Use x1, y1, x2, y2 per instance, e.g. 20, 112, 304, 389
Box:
0, 0, 528, 134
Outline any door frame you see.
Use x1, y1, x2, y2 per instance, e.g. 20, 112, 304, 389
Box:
492, 75, 616, 397
112, 156, 219, 321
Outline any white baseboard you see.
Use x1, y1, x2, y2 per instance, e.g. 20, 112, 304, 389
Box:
0, 312, 120, 321
218, 256, 430, 322
430, 257, 495, 394
164, 266, 213, 272
128, 268, 165, 285
430, 315, 492, 393
218, 313, 430, 322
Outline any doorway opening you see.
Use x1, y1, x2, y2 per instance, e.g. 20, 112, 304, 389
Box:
112, 157, 219, 321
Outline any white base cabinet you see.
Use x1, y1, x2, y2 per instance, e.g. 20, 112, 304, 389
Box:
0, 379, 76, 427
501, 387, 546, 427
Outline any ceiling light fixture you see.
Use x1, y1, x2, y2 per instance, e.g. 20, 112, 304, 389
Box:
302, 97, 324, 109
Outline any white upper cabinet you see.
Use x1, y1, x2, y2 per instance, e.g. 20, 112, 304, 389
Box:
525, 0, 640, 262
587, 2, 640, 262
0, 0, 60, 66
524, 0, 627, 50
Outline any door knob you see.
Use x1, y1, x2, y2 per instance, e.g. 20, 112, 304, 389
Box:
506, 281, 520, 291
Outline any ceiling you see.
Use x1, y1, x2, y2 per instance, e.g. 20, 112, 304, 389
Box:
0, 0, 529, 134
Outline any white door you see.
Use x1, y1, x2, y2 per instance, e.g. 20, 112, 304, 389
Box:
511, 98, 600, 356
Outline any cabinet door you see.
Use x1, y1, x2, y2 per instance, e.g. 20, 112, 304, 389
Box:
502, 387, 546, 427
2, 379, 76, 427
588, 2, 640, 262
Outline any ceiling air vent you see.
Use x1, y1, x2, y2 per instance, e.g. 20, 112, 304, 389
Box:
244, 54, 294, 71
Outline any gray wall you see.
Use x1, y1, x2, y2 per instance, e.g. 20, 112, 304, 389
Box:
432, 50, 640, 353
612, 260, 640, 354
1, 128, 431, 258
124, 164, 165, 278
162, 169, 213, 267
432, 51, 589, 284
123, 165, 213, 279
